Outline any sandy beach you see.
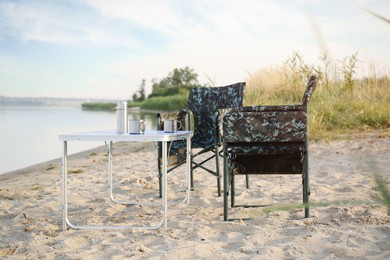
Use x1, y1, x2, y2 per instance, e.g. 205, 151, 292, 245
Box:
0, 133, 389, 259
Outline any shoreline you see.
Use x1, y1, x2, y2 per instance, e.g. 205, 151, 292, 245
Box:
0, 144, 108, 180
2, 129, 388, 179
0, 136, 389, 258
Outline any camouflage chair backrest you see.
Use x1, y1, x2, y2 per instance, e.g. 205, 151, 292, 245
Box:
222, 75, 318, 144
188, 82, 245, 148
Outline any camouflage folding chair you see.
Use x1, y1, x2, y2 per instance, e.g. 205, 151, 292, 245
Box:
157, 82, 245, 197
220, 75, 318, 221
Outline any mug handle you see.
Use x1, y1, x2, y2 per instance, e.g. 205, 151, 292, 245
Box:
140, 120, 146, 134
177, 121, 183, 131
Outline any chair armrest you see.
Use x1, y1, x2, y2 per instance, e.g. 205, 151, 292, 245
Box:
157, 109, 194, 131
216, 108, 236, 139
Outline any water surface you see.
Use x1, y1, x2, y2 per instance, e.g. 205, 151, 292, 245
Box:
0, 105, 155, 174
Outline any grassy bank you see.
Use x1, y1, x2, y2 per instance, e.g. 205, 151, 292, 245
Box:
245, 52, 390, 140
81, 102, 117, 111
82, 94, 188, 111
139, 94, 188, 110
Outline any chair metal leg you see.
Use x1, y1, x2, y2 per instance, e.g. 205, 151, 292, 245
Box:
246, 174, 249, 189
231, 173, 235, 208
158, 172, 163, 199
215, 146, 221, 197
303, 150, 310, 218
157, 142, 163, 199
190, 155, 194, 190
223, 145, 229, 221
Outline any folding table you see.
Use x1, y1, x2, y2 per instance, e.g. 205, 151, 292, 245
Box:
59, 130, 192, 231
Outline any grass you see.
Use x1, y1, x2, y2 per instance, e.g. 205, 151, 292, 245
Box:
82, 102, 116, 111
81, 94, 188, 111
46, 164, 56, 171
139, 94, 188, 111
373, 171, 390, 215
68, 169, 84, 174
243, 52, 390, 216
245, 52, 390, 140
31, 184, 43, 191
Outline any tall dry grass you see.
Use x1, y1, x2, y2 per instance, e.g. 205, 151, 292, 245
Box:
246, 52, 390, 215
245, 52, 390, 140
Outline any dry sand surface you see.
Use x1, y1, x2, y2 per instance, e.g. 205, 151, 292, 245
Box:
0, 133, 389, 259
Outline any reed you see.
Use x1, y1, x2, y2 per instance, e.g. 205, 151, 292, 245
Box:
245, 52, 390, 140
140, 94, 188, 111
81, 102, 116, 111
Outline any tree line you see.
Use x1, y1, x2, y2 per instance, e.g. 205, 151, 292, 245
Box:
131, 66, 203, 102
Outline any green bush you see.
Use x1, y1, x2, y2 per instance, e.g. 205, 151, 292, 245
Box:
81, 102, 116, 111
140, 94, 188, 110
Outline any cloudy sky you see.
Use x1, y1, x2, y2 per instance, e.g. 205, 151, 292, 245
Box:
0, 0, 389, 100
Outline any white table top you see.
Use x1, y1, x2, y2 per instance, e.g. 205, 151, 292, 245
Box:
59, 130, 193, 142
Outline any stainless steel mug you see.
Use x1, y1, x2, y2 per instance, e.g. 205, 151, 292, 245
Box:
129, 119, 146, 134
163, 119, 182, 133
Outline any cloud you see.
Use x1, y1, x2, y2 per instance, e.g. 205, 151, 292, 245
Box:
0, 0, 140, 47
1, 0, 389, 99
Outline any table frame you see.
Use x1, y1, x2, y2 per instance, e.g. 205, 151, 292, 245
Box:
59, 130, 192, 231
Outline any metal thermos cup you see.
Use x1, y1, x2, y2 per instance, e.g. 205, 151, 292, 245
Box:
116, 101, 128, 134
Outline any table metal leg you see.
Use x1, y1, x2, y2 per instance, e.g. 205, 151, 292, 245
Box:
162, 141, 168, 228
62, 141, 68, 232
62, 135, 191, 231
108, 141, 113, 205
108, 141, 161, 206
186, 136, 191, 203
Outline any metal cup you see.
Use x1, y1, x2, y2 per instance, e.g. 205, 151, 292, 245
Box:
129, 119, 146, 134
164, 119, 182, 133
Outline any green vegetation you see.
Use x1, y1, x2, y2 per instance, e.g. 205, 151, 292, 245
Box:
82, 102, 116, 111
245, 52, 390, 140
148, 66, 203, 98
82, 52, 390, 140
140, 94, 188, 110
132, 79, 146, 102
46, 164, 55, 171
31, 184, 43, 191
82, 66, 200, 111
68, 169, 84, 174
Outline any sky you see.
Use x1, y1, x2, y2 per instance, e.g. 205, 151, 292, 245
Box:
0, 0, 389, 100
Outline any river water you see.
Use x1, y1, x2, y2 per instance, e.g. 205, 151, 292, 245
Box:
0, 105, 156, 174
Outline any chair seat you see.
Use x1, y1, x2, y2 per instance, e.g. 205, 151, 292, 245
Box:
232, 153, 304, 175
230, 143, 304, 175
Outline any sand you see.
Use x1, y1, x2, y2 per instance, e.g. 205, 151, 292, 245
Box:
0, 133, 389, 259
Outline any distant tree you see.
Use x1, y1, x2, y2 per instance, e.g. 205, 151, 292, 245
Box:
132, 79, 146, 102
138, 79, 146, 102
148, 67, 202, 98
132, 92, 139, 102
